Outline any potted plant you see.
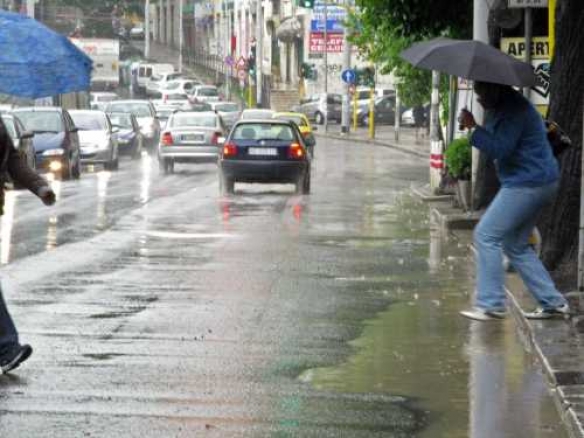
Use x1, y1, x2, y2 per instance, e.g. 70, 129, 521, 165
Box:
444, 137, 472, 210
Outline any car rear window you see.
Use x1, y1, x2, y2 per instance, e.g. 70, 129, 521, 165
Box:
232, 123, 295, 141
171, 113, 217, 128
108, 102, 152, 117
71, 112, 107, 131
214, 103, 239, 112
165, 94, 188, 101
198, 87, 218, 97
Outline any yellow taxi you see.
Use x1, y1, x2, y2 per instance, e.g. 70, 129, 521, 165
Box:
272, 112, 316, 151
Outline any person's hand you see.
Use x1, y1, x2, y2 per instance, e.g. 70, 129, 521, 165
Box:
458, 108, 477, 130
38, 186, 56, 206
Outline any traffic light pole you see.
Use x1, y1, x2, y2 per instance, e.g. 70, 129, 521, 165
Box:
256, 0, 263, 108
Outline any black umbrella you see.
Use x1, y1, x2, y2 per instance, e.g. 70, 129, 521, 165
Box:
401, 37, 536, 87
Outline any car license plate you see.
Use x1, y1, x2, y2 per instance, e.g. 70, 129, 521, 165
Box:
248, 147, 277, 156
182, 134, 204, 141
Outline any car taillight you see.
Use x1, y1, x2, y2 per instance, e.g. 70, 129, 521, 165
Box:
211, 132, 221, 145
161, 132, 173, 146
288, 142, 305, 159
223, 142, 237, 157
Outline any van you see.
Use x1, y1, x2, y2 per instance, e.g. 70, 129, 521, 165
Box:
137, 63, 175, 92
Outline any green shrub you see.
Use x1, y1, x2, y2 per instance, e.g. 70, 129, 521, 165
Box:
444, 137, 472, 180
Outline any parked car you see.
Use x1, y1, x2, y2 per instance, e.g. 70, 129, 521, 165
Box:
1, 114, 36, 172
239, 109, 275, 120
12, 107, 81, 179
108, 112, 143, 159
160, 79, 201, 96
401, 104, 430, 127
158, 111, 227, 174
69, 110, 119, 170
90, 92, 118, 111
146, 71, 183, 97
357, 95, 396, 127
105, 100, 160, 152
218, 119, 311, 195
293, 93, 342, 125
209, 101, 241, 130
188, 85, 220, 103
130, 23, 145, 39
272, 111, 316, 153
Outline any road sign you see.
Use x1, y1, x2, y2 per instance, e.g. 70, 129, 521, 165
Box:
508, 0, 548, 7
235, 56, 246, 70
224, 55, 234, 66
238, 69, 247, 80
341, 69, 356, 84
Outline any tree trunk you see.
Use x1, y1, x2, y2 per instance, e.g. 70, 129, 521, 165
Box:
538, 0, 584, 290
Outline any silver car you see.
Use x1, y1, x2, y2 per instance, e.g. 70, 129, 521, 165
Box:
188, 85, 220, 103
158, 111, 227, 174
293, 93, 342, 125
69, 110, 119, 170
210, 101, 241, 130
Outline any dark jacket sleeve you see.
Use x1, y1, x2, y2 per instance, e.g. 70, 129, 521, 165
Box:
0, 121, 48, 195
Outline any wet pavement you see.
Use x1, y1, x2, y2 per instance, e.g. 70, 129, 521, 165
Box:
0, 137, 569, 436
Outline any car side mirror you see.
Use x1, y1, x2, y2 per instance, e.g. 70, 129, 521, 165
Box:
20, 130, 34, 139
217, 137, 226, 145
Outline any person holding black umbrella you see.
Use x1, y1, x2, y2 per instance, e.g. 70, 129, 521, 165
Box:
457, 81, 569, 321
0, 119, 56, 373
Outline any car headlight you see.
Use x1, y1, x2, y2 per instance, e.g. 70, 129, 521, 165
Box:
42, 148, 65, 156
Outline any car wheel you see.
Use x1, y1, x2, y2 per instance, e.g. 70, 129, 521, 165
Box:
61, 156, 72, 180
315, 112, 324, 125
302, 171, 311, 194
220, 172, 234, 195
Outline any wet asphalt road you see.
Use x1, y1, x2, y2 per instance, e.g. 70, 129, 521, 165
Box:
0, 137, 568, 437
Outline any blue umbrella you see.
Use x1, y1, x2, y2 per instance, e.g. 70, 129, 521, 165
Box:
0, 10, 92, 98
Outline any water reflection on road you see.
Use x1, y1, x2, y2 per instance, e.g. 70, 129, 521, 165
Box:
302, 195, 567, 438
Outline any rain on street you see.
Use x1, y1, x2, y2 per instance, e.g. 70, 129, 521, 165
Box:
0, 136, 568, 437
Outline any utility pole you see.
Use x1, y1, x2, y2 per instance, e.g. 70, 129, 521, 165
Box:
224, 1, 231, 100
340, 0, 350, 134
323, 0, 328, 132
429, 71, 441, 191
523, 7, 532, 99
256, 0, 263, 107
178, 0, 183, 73
145, 0, 150, 59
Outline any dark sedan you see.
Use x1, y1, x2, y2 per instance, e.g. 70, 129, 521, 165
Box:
218, 120, 311, 195
108, 112, 143, 159
357, 95, 396, 126
1, 114, 36, 171
12, 107, 81, 180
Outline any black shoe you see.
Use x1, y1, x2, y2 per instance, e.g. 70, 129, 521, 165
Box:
0, 344, 33, 374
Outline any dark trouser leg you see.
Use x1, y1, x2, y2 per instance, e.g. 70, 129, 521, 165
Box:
0, 285, 18, 356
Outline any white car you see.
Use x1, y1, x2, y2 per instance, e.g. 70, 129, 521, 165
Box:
130, 23, 144, 39
401, 108, 415, 126
160, 79, 200, 96
151, 92, 190, 109
146, 71, 183, 97
90, 92, 118, 111
69, 110, 119, 170
188, 85, 220, 103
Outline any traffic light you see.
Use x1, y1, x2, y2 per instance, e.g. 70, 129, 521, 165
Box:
300, 63, 317, 80
299, 0, 314, 8
356, 67, 375, 87
248, 46, 256, 79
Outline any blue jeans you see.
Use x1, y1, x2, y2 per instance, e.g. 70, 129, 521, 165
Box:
0, 285, 18, 357
474, 182, 567, 311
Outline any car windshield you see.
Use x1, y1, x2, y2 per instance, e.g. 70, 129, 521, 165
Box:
71, 112, 107, 131
241, 110, 274, 119
214, 103, 239, 112
1, 117, 16, 139
14, 111, 63, 133
171, 114, 217, 128
198, 88, 218, 97
232, 123, 295, 141
109, 113, 133, 128
108, 102, 152, 118
274, 115, 306, 127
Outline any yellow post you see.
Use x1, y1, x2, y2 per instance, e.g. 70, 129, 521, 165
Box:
352, 89, 357, 131
368, 87, 375, 139
248, 81, 252, 108
549, 0, 556, 59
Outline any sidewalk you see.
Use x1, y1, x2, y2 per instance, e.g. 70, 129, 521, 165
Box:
316, 124, 429, 159
426, 191, 584, 438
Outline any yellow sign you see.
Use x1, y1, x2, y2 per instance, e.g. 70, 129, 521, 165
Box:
500, 37, 550, 60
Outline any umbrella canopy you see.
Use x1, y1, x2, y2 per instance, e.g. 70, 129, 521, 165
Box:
0, 10, 92, 99
401, 37, 536, 87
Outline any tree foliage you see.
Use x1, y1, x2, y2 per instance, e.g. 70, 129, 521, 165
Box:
347, 0, 472, 107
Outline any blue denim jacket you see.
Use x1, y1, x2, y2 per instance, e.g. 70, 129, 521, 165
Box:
470, 89, 559, 188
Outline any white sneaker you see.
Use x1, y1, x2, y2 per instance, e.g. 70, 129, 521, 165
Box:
524, 304, 570, 320
460, 307, 507, 321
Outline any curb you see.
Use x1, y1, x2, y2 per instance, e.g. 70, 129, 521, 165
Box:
315, 132, 427, 159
